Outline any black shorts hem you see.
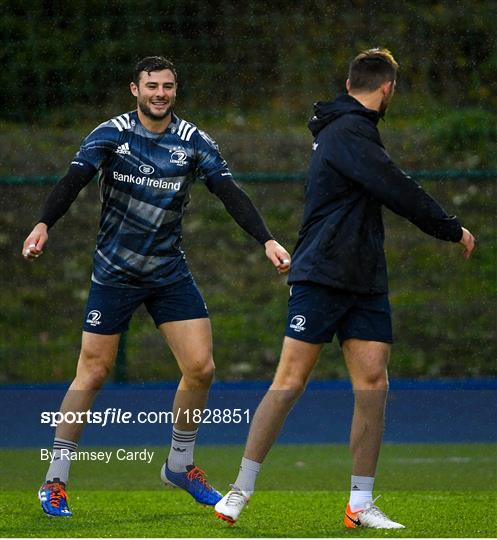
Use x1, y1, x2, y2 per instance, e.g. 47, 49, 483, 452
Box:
284, 331, 332, 345
82, 324, 129, 335
153, 312, 209, 328
337, 334, 393, 346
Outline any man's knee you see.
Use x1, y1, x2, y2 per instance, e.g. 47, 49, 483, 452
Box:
183, 356, 215, 386
344, 340, 390, 391
269, 338, 321, 402
76, 347, 114, 389
270, 374, 307, 403
354, 369, 389, 391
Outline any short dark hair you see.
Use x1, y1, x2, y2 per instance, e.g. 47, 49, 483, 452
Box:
133, 56, 177, 84
348, 48, 398, 92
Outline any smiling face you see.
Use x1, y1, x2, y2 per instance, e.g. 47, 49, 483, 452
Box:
130, 69, 177, 122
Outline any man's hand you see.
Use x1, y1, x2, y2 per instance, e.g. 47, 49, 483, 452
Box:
265, 239, 291, 274
22, 223, 48, 261
459, 227, 475, 259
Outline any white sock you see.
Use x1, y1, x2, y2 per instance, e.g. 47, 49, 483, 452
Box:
349, 475, 374, 511
234, 457, 261, 496
167, 427, 197, 472
45, 438, 78, 484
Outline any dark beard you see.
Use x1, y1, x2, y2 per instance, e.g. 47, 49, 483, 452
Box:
378, 101, 388, 118
378, 90, 393, 118
138, 101, 172, 120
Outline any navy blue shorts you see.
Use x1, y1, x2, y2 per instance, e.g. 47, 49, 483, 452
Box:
285, 282, 393, 345
83, 276, 208, 335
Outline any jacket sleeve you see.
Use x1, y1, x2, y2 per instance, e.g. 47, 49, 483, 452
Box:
330, 122, 463, 242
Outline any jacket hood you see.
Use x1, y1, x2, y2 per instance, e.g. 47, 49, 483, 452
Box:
308, 94, 380, 136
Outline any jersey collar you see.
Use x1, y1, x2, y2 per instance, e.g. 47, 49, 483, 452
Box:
168, 112, 180, 134
132, 110, 179, 136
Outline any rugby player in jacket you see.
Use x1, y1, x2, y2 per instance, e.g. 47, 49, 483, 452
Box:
22, 56, 291, 517
215, 48, 475, 530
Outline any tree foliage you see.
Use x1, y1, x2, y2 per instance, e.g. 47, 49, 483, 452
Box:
1, 0, 495, 121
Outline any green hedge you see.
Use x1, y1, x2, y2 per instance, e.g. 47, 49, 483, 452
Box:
1, 0, 495, 121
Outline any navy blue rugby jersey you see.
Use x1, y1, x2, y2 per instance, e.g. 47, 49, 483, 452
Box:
72, 111, 233, 287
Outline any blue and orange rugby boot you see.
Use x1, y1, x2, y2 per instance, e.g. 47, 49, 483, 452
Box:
160, 461, 222, 506
38, 479, 72, 517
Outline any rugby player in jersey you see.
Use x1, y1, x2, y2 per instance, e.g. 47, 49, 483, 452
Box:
23, 56, 291, 517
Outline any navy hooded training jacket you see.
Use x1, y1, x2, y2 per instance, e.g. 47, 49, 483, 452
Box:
288, 94, 463, 294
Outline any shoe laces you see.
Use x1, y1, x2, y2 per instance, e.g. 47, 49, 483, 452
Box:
225, 485, 248, 507
47, 482, 68, 509
186, 466, 211, 488
363, 495, 388, 519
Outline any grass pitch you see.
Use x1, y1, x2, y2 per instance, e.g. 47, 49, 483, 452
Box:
0, 444, 495, 537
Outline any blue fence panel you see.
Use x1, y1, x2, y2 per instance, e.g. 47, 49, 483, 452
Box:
0, 379, 495, 447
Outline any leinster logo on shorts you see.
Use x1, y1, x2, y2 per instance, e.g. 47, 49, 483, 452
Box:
86, 310, 102, 327
289, 315, 306, 332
